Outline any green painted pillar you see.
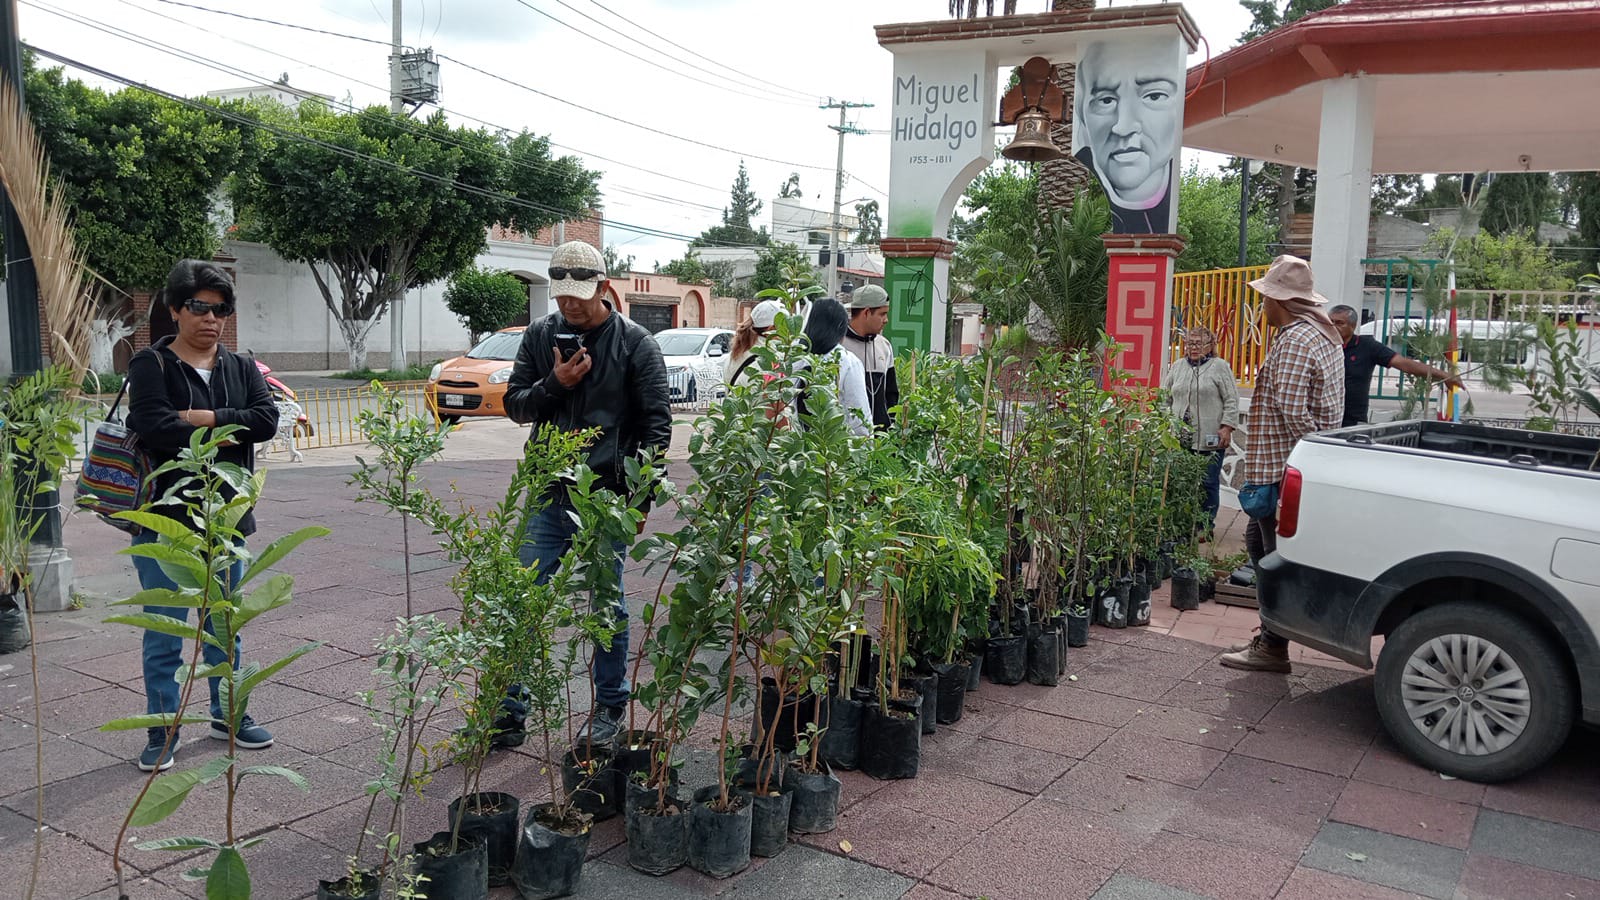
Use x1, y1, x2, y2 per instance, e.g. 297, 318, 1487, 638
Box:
880, 238, 953, 354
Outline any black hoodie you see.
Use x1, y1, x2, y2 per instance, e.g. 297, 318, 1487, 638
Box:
125, 336, 280, 536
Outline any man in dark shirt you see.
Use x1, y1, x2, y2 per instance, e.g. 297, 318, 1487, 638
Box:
1330, 305, 1463, 427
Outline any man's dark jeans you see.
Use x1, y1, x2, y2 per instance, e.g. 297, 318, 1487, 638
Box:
1244, 510, 1289, 650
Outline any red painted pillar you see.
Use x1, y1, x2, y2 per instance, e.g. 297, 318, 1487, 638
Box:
1102, 234, 1186, 389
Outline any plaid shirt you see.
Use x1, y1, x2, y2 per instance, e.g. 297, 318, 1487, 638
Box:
1244, 320, 1345, 484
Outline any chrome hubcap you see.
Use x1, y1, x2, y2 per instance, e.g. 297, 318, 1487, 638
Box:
1401, 633, 1530, 756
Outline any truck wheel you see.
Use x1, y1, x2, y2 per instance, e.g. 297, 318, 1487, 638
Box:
1375, 602, 1575, 783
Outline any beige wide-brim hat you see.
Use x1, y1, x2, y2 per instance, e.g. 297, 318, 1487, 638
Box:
1249, 255, 1329, 305
550, 240, 607, 301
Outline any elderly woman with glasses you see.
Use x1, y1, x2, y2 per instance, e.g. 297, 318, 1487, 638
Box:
123, 259, 281, 772
1164, 326, 1241, 533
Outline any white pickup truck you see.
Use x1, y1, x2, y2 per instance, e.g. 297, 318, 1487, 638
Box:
1259, 419, 1600, 782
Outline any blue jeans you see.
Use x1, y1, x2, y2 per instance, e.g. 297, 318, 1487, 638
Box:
516, 500, 629, 710
1201, 448, 1225, 525
134, 529, 244, 725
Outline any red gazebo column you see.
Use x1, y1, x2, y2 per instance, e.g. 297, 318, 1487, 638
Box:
1102, 234, 1186, 389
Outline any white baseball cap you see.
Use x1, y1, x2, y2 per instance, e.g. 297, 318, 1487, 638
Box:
749, 300, 785, 330
549, 241, 607, 301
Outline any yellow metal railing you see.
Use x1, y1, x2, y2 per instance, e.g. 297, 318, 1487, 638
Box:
293, 380, 434, 450
1170, 265, 1272, 388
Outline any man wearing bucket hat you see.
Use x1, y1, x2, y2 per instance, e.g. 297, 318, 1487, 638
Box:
1219, 255, 1344, 674
842, 284, 899, 430
502, 240, 672, 746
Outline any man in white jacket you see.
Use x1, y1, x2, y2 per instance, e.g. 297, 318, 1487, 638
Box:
841, 285, 899, 431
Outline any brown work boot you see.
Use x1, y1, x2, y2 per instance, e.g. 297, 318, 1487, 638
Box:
1218, 635, 1291, 673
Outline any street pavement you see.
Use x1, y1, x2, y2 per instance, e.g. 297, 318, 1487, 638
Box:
2, 418, 1597, 899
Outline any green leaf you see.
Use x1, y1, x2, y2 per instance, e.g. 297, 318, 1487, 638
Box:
130, 756, 233, 826
238, 765, 310, 791
135, 836, 222, 852
235, 574, 293, 629
104, 613, 224, 650
110, 510, 196, 542
109, 587, 206, 609
206, 846, 251, 900
123, 541, 209, 589
101, 713, 215, 732
239, 526, 329, 587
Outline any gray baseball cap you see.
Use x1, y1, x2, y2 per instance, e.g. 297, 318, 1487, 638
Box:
847, 284, 888, 310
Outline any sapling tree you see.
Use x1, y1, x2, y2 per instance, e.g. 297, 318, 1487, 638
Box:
102, 427, 326, 900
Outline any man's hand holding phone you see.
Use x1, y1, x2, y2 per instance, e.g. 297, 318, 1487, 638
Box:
553, 340, 592, 389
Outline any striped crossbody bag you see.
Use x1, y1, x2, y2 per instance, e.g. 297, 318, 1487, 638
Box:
74, 354, 162, 535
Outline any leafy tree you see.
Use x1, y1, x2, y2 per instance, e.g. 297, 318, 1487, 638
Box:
1424, 227, 1569, 291
443, 267, 528, 344
1239, 0, 1340, 41
602, 244, 635, 276
692, 161, 770, 248
1565, 172, 1600, 272
1479, 173, 1556, 237
750, 242, 814, 295
23, 58, 247, 291
777, 172, 802, 199
233, 103, 598, 369
854, 200, 882, 246
1175, 165, 1274, 272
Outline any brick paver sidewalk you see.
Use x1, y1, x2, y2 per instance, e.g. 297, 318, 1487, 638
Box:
2, 452, 1596, 900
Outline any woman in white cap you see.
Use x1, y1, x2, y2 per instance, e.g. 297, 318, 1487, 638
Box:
725, 299, 785, 387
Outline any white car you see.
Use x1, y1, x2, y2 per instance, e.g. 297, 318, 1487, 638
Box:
653, 327, 733, 403
1260, 418, 1600, 781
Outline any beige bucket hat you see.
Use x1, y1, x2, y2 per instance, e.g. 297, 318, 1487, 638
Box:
1248, 255, 1328, 305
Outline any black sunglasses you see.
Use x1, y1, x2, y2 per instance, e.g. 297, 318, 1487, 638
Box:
549, 267, 604, 282
182, 299, 234, 318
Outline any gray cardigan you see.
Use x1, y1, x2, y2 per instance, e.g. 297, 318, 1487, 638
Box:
1164, 356, 1241, 451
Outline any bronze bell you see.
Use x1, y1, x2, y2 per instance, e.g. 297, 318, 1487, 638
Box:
1002, 108, 1064, 162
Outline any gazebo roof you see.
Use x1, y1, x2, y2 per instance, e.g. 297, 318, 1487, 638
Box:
1182, 0, 1600, 173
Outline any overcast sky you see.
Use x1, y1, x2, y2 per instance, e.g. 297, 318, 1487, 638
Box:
18, 0, 1256, 269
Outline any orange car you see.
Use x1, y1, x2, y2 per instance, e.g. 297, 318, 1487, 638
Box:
424, 327, 525, 423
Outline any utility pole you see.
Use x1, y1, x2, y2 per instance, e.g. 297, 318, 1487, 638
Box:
822, 98, 871, 298
388, 0, 407, 371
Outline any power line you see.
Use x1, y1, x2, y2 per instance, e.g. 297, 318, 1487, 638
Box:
146, 0, 387, 43
582, 0, 820, 102
39, 0, 733, 208
21, 43, 782, 250
519, 0, 815, 105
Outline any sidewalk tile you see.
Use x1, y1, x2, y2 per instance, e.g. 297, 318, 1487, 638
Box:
1260, 680, 1381, 744
1083, 731, 1226, 790
1040, 762, 1196, 836
1158, 681, 1279, 723
564, 859, 706, 899
1121, 704, 1248, 752
1233, 723, 1370, 777
1120, 831, 1295, 900
726, 844, 911, 900
793, 801, 963, 879
984, 707, 1119, 760
271, 702, 375, 755
0, 736, 123, 797
922, 735, 1076, 795
1456, 853, 1600, 900
1188, 665, 1295, 699
898, 885, 966, 900
1164, 756, 1342, 858
0, 813, 129, 900
1090, 873, 1208, 900
1479, 735, 1600, 832
1075, 667, 1185, 703
1275, 866, 1423, 900
1329, 780, 1478, 850
1022, 685, 1150, 729
1468, 809, 1600, 880
1301, 821, 1465, 899
1350, 741, 1485, 805
868, 769, 1029, 830
928, 817, 1117, 900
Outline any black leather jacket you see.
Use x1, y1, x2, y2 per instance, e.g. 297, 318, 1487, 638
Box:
504, 307, 672, 499
125, 337, 279, 536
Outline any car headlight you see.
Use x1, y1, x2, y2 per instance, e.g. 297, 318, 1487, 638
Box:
428, 363, 443, 382
488, 366, 513, 385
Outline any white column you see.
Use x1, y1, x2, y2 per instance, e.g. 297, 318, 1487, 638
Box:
1309, 76, 1376, 307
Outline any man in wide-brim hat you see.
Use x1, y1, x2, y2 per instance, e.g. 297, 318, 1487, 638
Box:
1219, 255, 1345, 674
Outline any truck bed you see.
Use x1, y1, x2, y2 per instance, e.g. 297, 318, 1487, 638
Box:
1311, 420, 1600, 477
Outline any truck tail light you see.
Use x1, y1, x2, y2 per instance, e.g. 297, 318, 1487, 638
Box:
1278, 466, 1303, 538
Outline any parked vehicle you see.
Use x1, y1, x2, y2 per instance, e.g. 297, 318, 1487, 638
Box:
653, 327, 733, 403
424, 327, 525, 424
1259, 419, 1600, 782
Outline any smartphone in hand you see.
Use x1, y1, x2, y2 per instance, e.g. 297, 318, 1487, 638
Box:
554, 332, 583, 360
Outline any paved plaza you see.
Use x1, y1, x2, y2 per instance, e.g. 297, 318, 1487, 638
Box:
1, 419, 1596, 900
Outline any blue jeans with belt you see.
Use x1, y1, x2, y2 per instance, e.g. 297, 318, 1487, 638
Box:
1200, 448, 1226, 525
516, 500, 629, 710
134, 529, 244, 724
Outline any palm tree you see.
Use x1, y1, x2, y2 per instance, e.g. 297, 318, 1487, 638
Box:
1037, 0, 1097, 230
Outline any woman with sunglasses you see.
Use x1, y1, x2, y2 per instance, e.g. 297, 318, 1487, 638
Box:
124, 259, 281, 772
